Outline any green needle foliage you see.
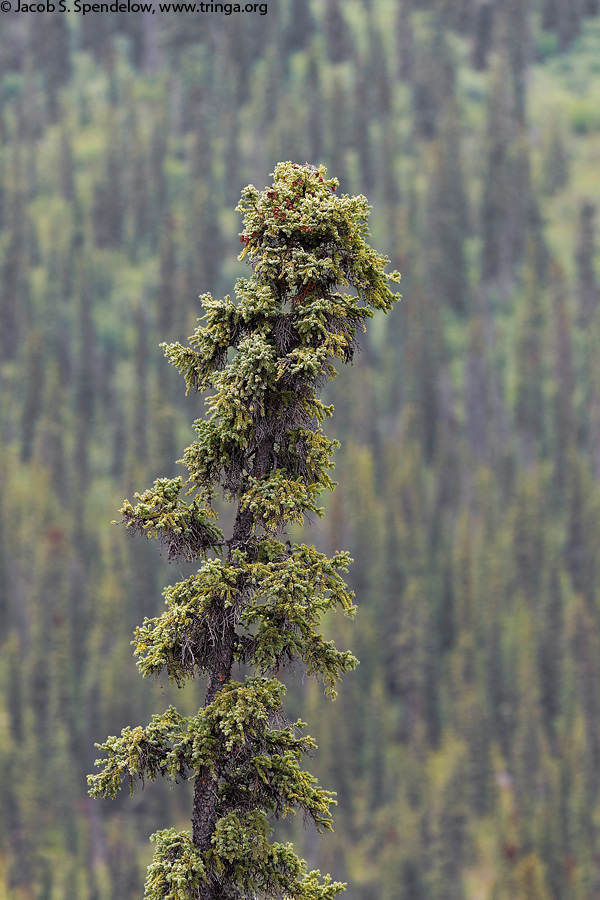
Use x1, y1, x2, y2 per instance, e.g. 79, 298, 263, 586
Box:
88, 161, 400, 900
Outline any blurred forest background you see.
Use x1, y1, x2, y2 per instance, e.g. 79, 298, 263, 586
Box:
2, 0, 600, 897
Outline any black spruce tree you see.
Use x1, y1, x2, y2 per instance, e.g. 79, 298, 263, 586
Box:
88, 162, 400, 900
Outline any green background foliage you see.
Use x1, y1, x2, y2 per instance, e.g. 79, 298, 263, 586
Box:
2, 1, 600, 898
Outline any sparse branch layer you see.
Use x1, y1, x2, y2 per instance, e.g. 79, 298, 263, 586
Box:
88, 162, 400, 900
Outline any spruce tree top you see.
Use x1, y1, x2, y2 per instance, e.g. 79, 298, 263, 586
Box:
88, 162, 400, 900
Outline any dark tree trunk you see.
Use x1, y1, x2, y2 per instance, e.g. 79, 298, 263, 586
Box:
191, 627, 235, 851
192, 768, 219, 853
191, 498, 251, 852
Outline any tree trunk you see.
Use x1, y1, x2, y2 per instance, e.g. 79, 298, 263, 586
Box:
192, 766, 219, 852
191, 499, 251, 851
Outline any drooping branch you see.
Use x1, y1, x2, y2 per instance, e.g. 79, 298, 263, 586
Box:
119, 477, 224, 562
